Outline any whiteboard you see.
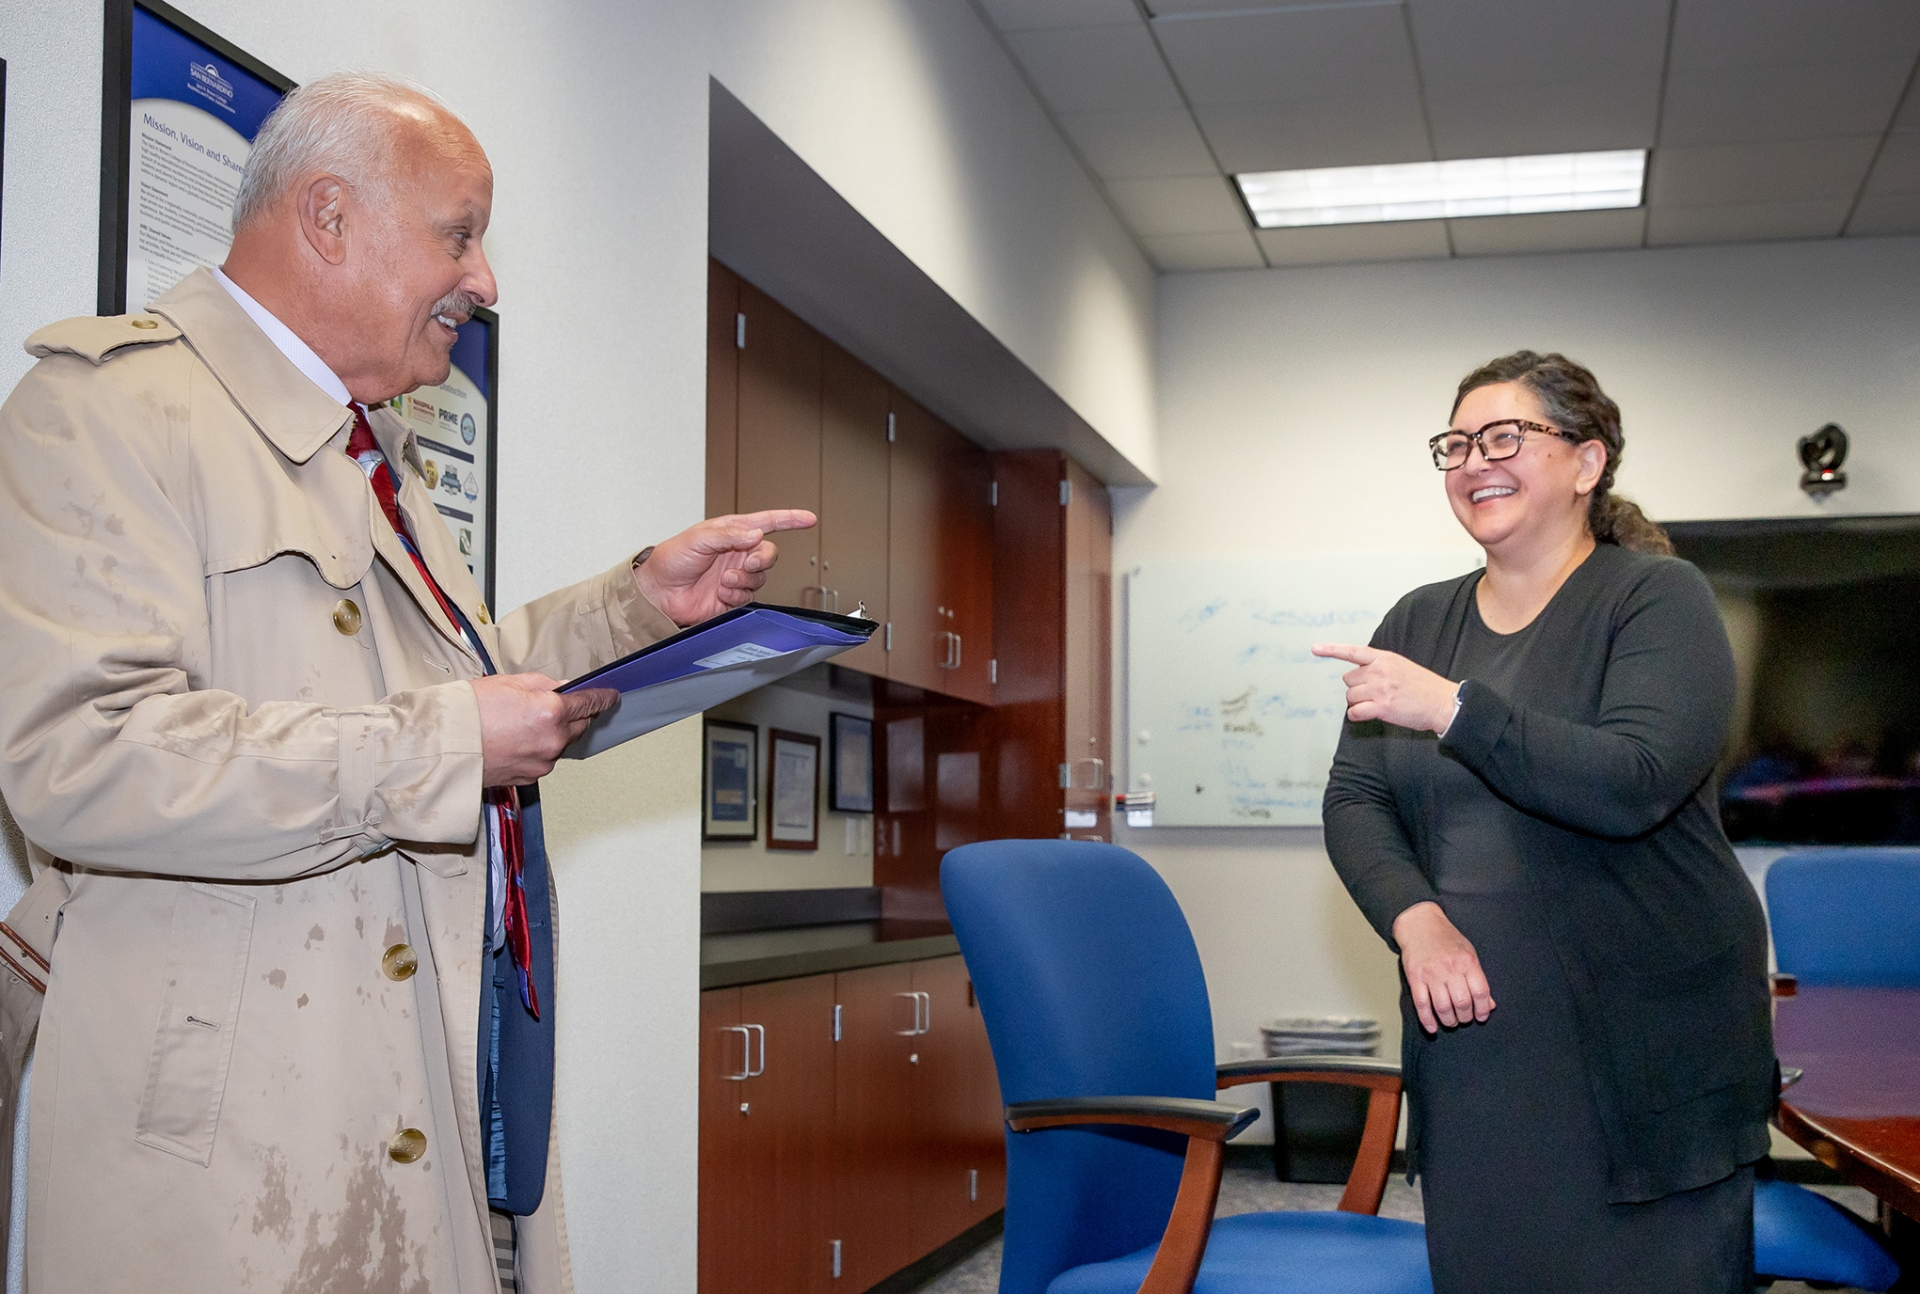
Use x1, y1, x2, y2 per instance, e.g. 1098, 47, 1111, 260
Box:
1126, 553, 1480, 827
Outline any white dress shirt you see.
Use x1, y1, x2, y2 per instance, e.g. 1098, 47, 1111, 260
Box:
212, 267, 353, 407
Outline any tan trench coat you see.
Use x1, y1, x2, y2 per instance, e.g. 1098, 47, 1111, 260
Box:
0, 267, 677, 1293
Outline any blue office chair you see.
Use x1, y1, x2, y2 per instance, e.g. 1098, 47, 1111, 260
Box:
1751, 848, 1913, 1291
942, 839, 1430, 1294
1767, 848, 1920, 987
1754, 1177, 1900, 1291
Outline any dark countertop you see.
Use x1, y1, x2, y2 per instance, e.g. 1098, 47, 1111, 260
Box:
699, 919, 959, 989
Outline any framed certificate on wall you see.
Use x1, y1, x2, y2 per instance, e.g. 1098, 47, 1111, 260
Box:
767, 729, 821, 851
98, 0, 293, 314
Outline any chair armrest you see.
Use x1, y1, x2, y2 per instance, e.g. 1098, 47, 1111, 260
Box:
1216, 1055, 1403, 1217
1006, 1095, 1259, 1143
1215, 1054, 1401, 1091
1006, 1095, 1257, 1294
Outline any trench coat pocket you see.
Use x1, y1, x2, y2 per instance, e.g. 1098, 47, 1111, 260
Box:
135, 885, 255, 1165
1623, 941, 1753, 1114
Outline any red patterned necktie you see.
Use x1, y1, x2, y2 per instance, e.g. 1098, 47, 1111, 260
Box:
346, 406, 540, 1019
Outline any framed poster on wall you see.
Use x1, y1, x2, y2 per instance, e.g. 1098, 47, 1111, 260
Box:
703, 720, 759, 842
98, 0, 293, 314
388, 307, 499, 604
100, 2, 501, 605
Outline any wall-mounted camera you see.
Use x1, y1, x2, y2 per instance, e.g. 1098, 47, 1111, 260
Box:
1798, 423, 1848, 499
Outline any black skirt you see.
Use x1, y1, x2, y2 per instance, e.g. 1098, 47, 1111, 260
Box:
1411, 892, 1754, 1294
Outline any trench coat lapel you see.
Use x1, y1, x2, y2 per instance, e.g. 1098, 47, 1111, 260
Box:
148, 268, 355, 466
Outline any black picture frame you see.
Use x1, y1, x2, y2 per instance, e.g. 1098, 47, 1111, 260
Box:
766, 729, 821, 851
703, 719, 758, 842
829, 713, 874, 814
98, 0, 295, 315
396, 305, 501, 609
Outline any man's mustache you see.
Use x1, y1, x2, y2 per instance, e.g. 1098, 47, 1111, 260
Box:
430, 291, 479, 327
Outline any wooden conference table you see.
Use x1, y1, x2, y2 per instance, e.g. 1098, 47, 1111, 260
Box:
1773, 984, 1920, 1226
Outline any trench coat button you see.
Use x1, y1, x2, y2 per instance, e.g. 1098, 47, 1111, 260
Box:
389, 1128, 427, 1163
130, 318, 159, 329
382, 943, 419, 981
476, 604, 491, 625
332, 598, 363, 635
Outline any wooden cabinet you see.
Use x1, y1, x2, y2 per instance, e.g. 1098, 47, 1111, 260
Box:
833, 963, 922, 1289
819, 346, 891, 674
699, 956, 1005, 1294
700, 976, 839, 1294
909, 956, 1005, 1248
887, 395, 995, 705
989, 451, 1114, 841
735, 283, 823, 607
708, 262, 998, 706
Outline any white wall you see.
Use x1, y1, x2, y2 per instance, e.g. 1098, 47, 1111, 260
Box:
711, 0, 1160, 480
701, 679, 876, 893
0, 0, 710, 1288
1117, 233, 1920, 1141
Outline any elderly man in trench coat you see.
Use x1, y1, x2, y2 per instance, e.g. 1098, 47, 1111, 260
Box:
0, 73, 808, 1291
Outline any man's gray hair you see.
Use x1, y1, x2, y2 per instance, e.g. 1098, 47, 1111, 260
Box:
232, 71, 449, 230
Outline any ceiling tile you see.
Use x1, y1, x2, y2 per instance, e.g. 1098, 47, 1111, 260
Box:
1154, 5, 1419, 106
1003, 25, 1186, 115
1864, 132, 1920, 194
977, 0, 1142, 32
1658, 61, 1914, 147
1845, 192, 1920, 236
1194, 94, 1431, 173
1105, 175, 1250, 236
1426, 73, 1661, 158
1668, 0, 1920, 72
1058, 109, 1219, 179
1407, 0, 1669, 82
1254, 219, 1451, 266
1447, 207, 1649, 257
1645, 197, 1852, 246
1648, 137, 1879, 206
1141, 230, 1267, 271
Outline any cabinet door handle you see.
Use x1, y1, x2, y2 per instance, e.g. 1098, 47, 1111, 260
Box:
1074, 758, 1106, 791
918, 990, 931, 1035
895, 993, 920, 1036
746, 1023, 766, 1077
723, 1025, 752, 1081
936, 631, 961, 670
800, 585, 839, 613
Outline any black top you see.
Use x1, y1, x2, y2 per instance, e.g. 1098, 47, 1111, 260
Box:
1324, 543, 1774, 1202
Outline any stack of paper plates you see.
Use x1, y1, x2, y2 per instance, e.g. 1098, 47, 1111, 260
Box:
1260, 1016, 1381, 1057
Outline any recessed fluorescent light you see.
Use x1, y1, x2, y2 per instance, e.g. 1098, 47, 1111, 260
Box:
1235, 150, 1647, 229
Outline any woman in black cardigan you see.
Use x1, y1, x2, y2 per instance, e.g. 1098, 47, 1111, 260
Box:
1314, 352, 1773, 1293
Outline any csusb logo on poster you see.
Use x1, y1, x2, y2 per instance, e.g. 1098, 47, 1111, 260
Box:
187, 61, 234, 114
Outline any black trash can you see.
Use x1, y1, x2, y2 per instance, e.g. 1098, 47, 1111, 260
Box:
1260, 1017, 1381, 1183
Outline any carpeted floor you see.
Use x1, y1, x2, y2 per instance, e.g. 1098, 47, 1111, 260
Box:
908, 1150, 1886, 1294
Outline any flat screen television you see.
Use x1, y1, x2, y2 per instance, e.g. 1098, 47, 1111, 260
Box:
1667, 515, 1920, 846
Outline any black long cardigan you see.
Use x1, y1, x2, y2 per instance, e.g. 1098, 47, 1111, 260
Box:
1323, 543, 1774, 1204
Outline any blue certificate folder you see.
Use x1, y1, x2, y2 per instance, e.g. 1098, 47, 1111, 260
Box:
557, 604, 876, 759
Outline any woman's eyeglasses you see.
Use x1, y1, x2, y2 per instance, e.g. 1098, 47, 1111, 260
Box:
1429, 419, 1581, 472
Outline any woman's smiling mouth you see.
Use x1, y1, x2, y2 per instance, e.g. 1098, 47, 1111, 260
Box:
1470, 485, 1517, 504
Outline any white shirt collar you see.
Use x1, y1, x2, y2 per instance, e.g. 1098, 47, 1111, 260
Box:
211, 267, 354, 408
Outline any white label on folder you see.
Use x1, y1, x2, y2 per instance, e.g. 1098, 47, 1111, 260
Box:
694, 642, 791, 670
